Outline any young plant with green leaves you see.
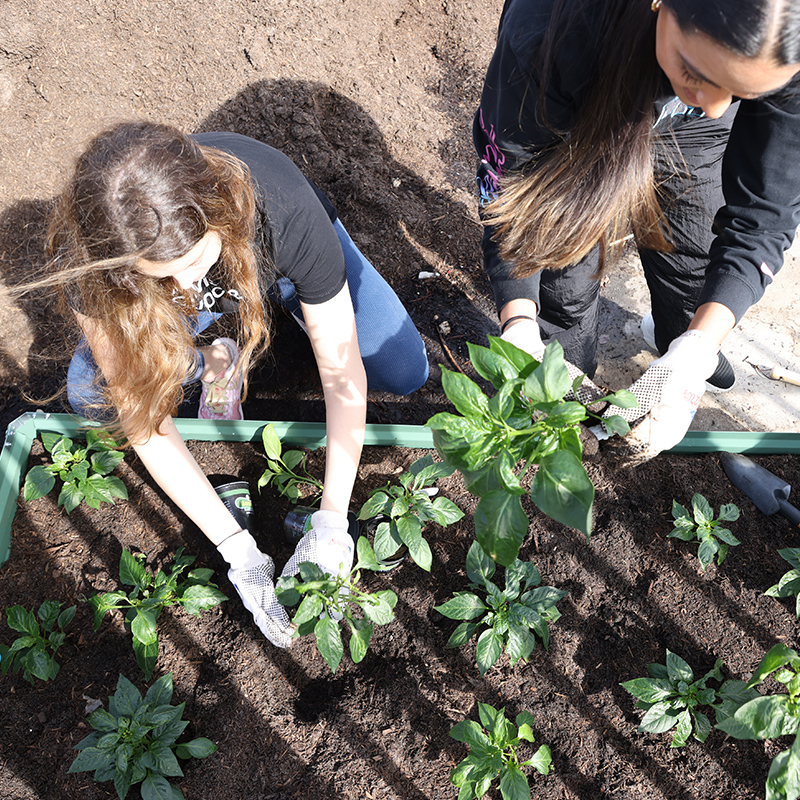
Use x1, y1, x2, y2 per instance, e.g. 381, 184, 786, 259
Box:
669, 494, 740, 571
24, 430, 128, 513
276, 536, 397, 673
258, 423, 324, 503
89, 548, 227, 680
435, 541, 566, 676
0, 600, 76, 684
621, 650, 757, 748
449, 702, 551, 800
69, 672, 216, 800
357, 454, 464, 571
716, 643, 800, 800
426, 339, 634, 565
765, 549, 800, 617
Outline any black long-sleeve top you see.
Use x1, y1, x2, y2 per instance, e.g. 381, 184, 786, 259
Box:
474, 0, 800, 323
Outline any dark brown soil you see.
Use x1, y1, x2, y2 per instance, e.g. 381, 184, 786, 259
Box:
3, 435, 800, 800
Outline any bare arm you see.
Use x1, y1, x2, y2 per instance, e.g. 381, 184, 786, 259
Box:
300, 282, 367, 517
74, 311, 241, 546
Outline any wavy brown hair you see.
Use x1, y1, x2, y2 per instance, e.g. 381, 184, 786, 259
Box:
45, 122, 271, 443
484, 0, 800, 279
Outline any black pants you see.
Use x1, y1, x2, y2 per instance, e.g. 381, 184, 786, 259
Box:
536, 102, 736, 378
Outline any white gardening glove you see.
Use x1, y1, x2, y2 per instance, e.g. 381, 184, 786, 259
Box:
501, 316, 606, 405
281, 510, 355, 579
602, 330, 719, 465
217, 530, 294, 649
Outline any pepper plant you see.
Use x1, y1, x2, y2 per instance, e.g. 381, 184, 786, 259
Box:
357, 454, 464, 571
716, 643, 800, 800
426, 338, 634, 565
668, 494, 740, 571
435, 541, 566, 675
621, 650, 758, 748
69, 672, 216, 800
0, 600, 76, 684
449, 702, 551, 800
276, 536, 397, 673
24, 430, 128, 513
88, 548, 227, 680
258, 423, 323, 503
765, 549, 800, 616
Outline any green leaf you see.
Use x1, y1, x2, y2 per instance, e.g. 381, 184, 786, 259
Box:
476, 628, 504, 676
6, 606, 39, 636
435, 593, 487, 621
120, 550, 148, 588
717, 695, 795, 739
670, 709, 692, 747
621, 677, 675, 704
530, 450, 594, 537
314, 615, 344, 673
361, 591, 397, 626
468, 342, 519, 388
347, 618, 374, 664
41, 431, 65, 453
175, 737, 217, 759
749, 644, 800, 687
133, 636, 159, 682
525, 744, 552, 775
665, 651, 694, 683
697, 537, 719, 570
522, 341, 572, 403
354, 536, 382, 571
691, 494, 714, 525
499, 763, 530, 800
58, 480, 84, 513
141, 772, 182, 800
373, 521, 403, 563
181, 584, 227, 615
261, 424, 283, 460
23, 465, 56, 502
430, 496, 465, 526
449, 719, 492, 750
359, 491, 392, 520
294, 594, 324, 627
717, 503, 740, 522
446, 621, 481, 648
145, 672, 174, 707
90, 449, 126, 476
474, 491, 529, 567
131, 609, 159, 646
441, 367, 491, 419
465, 540, 496, 586
111, 674, 143, 718
639, 701, 681, 734
69, 746, 115, 774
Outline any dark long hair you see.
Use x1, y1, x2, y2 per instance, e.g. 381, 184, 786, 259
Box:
46, 122, 270, 442
484, 0, 800, 279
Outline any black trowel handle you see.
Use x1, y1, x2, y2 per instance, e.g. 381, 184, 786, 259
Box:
778, 499, 800, 528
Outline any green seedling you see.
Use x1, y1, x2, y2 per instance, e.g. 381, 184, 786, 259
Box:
357, 454, 464, 571
276, 536, 397, 674
426, 338, 635, 565
765, 549, 800, 616
621, 650, 757, 748
88, 548, 227, 681
258, 423, 324, 503
0, 600, 76, 684
69, 672, 216, 800
669, 494, 740, 570
449, 702, 551, 800
435, 541, 566, 676
716, 643, 800, 800
24, 430, 128, 513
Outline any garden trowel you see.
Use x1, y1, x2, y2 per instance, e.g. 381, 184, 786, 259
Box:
720, 451, 800, 527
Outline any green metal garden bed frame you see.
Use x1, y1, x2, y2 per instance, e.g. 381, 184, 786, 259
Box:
2, 410, 799, 567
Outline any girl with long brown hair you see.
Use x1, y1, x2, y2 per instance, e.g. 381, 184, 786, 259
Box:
475, 0, 800, 460
50, 122, 428, 647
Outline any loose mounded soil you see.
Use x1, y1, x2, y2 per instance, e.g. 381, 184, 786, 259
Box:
3, 436, 800, 800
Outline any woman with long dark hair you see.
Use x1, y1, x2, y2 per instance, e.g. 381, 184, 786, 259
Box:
45, 122, 428, 647
475, 0, 800, 460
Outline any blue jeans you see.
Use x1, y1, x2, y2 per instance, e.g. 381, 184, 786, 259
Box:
67, 219, 428, 416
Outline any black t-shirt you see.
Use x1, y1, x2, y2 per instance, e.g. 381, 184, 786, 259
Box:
68, 132, 346, 316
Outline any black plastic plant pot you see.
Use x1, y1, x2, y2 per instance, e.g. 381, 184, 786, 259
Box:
214, 481, 256, 537
283, 506, 359, 545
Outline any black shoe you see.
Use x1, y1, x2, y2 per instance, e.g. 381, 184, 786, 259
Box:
706, 352, 736, 393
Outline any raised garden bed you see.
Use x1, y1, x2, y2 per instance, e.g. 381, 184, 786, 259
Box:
1, 412, 800, 799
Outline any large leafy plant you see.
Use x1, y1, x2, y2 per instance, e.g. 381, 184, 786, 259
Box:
426, 339, 634, 565
357, 454, 464, 571
69, 672, 216, 800
621, 650, 758, 748
24, 430, 128, 513
669, 493, 740, 571
89, 548, 227, 680
435, 541, 566, 675
716, 644, 800, 800
0, 600, 76, 684
258, 423, 323, 503
449, 702, 551, 800
276, 537, 397, 673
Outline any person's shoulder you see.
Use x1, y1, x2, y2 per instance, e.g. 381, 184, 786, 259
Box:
192, 131, 288, 164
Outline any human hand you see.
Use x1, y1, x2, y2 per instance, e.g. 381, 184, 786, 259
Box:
216, 530, 294, 648
501, 316, 607, 405
602, 330, 719, 465
280, 509, 355, 579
